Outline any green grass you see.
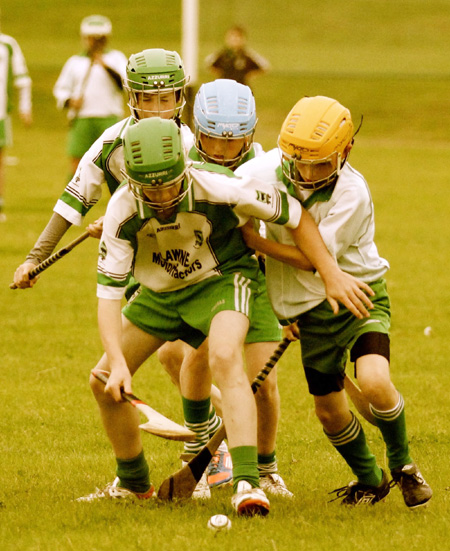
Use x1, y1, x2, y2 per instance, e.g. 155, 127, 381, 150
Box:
1, 1, 450, 550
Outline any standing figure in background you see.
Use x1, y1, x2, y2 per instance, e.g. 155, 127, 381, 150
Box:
205, 25, 270, 87
0, 12, 32, 222
53, 15, 127, 179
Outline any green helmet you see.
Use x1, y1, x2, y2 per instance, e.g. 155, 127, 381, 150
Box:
122, 118, 191, 210
123, 49, 188, 121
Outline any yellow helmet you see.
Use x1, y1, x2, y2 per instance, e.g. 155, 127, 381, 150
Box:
278, 96, 354, 191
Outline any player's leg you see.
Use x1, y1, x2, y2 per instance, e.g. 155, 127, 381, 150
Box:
90, 315, 163, 458
245, 341, 292, 497
244, 270, 292, 497
158, 339, 223, 414
178, 341, 215, 498
179, 271, 270, 515
67, 118, 91, 181
79, 315, 164, 501
208, 310, 253, 447
313, 384, 390, 505
353, 337, 432, 508
298, 300, 389, 505
158, 340, 192, 389
246, 341, 280, 455
177, 339, 232, 499
209, 310, 270, 515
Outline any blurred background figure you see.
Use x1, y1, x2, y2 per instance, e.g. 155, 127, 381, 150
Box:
53, 15, 127, 179
205, 25, 270, 87
0, 9, 32, 222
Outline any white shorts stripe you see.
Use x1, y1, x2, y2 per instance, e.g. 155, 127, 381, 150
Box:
234, 273, 251, 316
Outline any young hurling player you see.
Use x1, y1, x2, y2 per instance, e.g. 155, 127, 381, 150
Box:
13, 49, 231, 495
157, 79, 293, 498
237, 95, 433, 508
13, 48, 190, 288
53, 15, 127, 179
78, 116, 374, 517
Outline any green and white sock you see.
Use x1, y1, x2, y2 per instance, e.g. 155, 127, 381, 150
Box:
230, 445, 260, 492
370, 393, 412, 470
258, 451, 277, 475
116, 449, 151, 493
325, 412, 382, 487
182, 396, 211, 455
208, 405, 222, 436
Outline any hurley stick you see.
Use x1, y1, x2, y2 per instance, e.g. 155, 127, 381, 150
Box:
92, 370, 196, 442
157, 337, 291, 500
10, 231, 90, 289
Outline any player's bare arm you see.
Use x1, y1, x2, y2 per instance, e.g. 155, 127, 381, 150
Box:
240, 219, 313, 271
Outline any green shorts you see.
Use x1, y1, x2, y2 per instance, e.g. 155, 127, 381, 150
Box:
68, 116, 120, 158
297, 279, 390, 375
122, 268, 261, 348
124, 268, 281, 345
247, 269, 282, 343
0, 118, 12, 148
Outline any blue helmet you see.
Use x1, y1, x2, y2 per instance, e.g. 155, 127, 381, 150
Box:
193, 79, 257, 168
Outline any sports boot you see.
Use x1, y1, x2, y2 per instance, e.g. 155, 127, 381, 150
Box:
76, 477, 155, 502
260, 473, 294, 498
207, 441, 233, 488
390, 463, 432, 508
231, 480, 270, 516
329, 469, 390, 506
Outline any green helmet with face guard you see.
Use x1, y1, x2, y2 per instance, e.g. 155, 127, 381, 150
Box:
123, 49, 188, 121
122, 117, 191, 210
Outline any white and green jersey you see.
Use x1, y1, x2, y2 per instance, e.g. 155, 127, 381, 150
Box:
235, 148, 390, 321
53, 50, 127, 120
97, 164, 302, 299
0, 33, 31, 119
54, 117, 194, 226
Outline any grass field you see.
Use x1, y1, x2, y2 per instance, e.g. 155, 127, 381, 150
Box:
1, 1, 450, 550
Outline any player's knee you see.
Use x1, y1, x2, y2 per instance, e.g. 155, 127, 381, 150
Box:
157, 343, 171, 368
209, 343, 237, 369
157, 346, 182, 387
89, 372, 105, 398
359, 378, 397, 410
314, 399, 349, 431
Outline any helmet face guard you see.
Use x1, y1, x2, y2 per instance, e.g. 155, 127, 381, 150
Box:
122, 169, 191, 211
124, 49, 188, 121
122, 117, 191, 211
196, 131, 253, 169
279, 145, 342, 192
193, 79, 257, 169
278, 96, 353, 193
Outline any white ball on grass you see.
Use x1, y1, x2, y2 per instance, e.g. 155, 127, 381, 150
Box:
424, 326, 432, 337
207, 514, 232, 531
